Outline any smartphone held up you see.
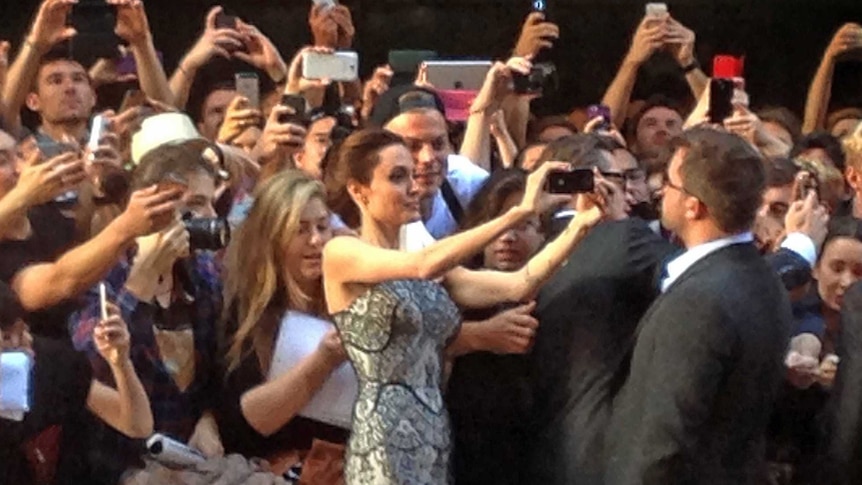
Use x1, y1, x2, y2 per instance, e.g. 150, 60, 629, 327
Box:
547, 169, 594, 194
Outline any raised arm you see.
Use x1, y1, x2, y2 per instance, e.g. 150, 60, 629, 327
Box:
666, 17, 708, 100
460, 58, 531, 170
238, 330, 346, 437
169, 6, 243, 110
324, 162, 572, 287
802, 23, 862, 134
2, 0, 77, 136
602, 16, 666, 128
11, 185, 179, 311
110, 0, 173, 105
86, 305, 153, 438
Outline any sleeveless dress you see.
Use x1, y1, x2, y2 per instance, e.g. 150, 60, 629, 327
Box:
333, 279, 462, 485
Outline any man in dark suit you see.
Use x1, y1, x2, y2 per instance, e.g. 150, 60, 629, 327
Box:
528, 133, 821, 485
604, 128, 794, 485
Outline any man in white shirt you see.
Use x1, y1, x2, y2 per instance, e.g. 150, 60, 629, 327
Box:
370, 85, 489, 239
605, 128, 795, 485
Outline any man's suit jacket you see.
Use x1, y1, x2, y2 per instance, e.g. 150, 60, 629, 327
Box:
605, 243, 793, 485
821, 282, 862, 484
528, 218, 675, 485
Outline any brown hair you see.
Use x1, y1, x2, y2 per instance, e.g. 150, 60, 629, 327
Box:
323, 128, 405, 229
674, 128, 766, 234
131, 142, 217, 192
535, 134, 612, 172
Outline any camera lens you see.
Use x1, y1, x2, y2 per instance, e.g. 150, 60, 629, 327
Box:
183, 218, 230, 251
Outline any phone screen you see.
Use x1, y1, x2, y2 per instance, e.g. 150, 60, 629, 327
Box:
547, 169, 594, 194
279, 95, 309, 126
708, 78, 735, 124
235, 73, 260, 109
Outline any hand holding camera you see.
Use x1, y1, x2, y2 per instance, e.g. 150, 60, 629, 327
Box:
520, 161, 577, 217
216, 96, 262, 145
107, 0, 151, 47
513, 11, 559, 58
180, 6, 245, 72
825, 22, 862, 62
11, 150, 87, 208
254, 102, 308, 162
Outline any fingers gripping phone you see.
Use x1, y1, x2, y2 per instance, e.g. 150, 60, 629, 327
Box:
587, 104, 612, 131
279, 94, 309, 126
235, 72, 260, 109
547, 168, 594, 194
312, 0, 337, 10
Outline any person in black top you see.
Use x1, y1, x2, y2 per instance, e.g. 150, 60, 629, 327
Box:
0, 281, 153, 485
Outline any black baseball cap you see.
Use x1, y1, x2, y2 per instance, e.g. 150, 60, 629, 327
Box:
367, 84, 446, 128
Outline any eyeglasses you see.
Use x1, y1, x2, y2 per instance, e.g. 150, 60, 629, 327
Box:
601, 168, 646, 186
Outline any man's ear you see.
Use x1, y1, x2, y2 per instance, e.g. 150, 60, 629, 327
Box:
24, 92, 40, 113
846, 166, 861, 192
684, 196, 706, 221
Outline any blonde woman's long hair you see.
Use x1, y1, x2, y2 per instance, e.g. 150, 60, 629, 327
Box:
222, 170, 328, 374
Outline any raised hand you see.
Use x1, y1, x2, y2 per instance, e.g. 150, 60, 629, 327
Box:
234, 21, 288, 82
361, 65, 394, 120
94, 303, 131, 367
216, 96, 262, 144
309, 4, 339, 49
108, 0, 152, 46
520, 161, 574, 216
665, 17, 696, 67
825, 23, 862, 61
12, 151, 86, 207
28, 0, 78, 53
625, 16, 667, 66
253, 104, 307, 163
181, 6, 245, 72
513, 12, 559, 58
285, 46, 332, 107
471, 57, 532, 116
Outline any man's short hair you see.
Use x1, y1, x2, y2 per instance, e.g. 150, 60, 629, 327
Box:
790, 131, 847, 172
764, 157, 799, 188
757, 107, 803, 144
30, 46, 87, 93
368, 84, 446, 128
536, 134, 612, 171
626, 94, 684, 139
527, 115, 579, 143
673, 128, 766, 234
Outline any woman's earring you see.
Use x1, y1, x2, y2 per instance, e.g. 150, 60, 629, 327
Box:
361, 196, 369, 205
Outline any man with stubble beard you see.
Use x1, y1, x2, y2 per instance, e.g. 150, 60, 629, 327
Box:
370, 85, 489, 239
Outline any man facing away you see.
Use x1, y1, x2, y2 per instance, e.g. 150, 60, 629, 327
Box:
605, 128, 794, 485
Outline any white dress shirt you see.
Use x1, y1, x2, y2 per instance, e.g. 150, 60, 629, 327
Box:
661, 232, 754, 293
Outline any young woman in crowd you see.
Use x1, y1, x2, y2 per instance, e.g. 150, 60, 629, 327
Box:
67, 142, 225, 483
0, 281, 153, 485
769, 217, 862, 484
322, 129, 605, 484
219, 170, 353, 482
445, 168, 548, 485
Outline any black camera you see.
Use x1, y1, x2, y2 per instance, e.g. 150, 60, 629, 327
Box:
183, 216, 230, 251
513, 62, 558, 95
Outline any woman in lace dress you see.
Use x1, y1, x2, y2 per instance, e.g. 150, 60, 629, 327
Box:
322, 129, 608, 485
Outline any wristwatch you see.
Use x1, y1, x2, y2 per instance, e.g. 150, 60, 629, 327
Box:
682, 59, 700, 74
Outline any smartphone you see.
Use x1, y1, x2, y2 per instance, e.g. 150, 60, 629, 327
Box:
235, 72, 260, 109
302, 51, 359, 82
69, 0, 119, 63
708, 78, 735, 124
547, 169, 594, 194
88, 115, 107, 154
587, 104, 612, 131
645, 2, 668, 17
214, 12, 239, 30
423, 60, 493, 91
794, 170, 820, 201
388, 50, 438, 75
312, 0, 337, 10
279, 94, 309, 126
99, 282, 109, 321
513, 62, 557, 95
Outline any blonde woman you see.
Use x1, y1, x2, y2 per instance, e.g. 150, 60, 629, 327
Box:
219, 170, 353, 481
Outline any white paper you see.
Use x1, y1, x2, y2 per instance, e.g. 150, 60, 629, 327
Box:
0, 352, 32, 422
268, 311, 357, 429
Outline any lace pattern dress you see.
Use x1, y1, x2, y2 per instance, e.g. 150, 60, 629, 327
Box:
333, 279, 462, 485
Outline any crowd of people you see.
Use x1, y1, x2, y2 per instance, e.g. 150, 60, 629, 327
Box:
1, 0, 862, 484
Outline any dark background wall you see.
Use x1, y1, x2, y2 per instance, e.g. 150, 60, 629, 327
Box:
2, 0, 861, 116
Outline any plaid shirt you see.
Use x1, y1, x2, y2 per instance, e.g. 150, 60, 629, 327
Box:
68, 250, 223, 442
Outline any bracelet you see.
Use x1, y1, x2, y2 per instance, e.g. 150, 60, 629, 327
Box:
682, 59, 700, 74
